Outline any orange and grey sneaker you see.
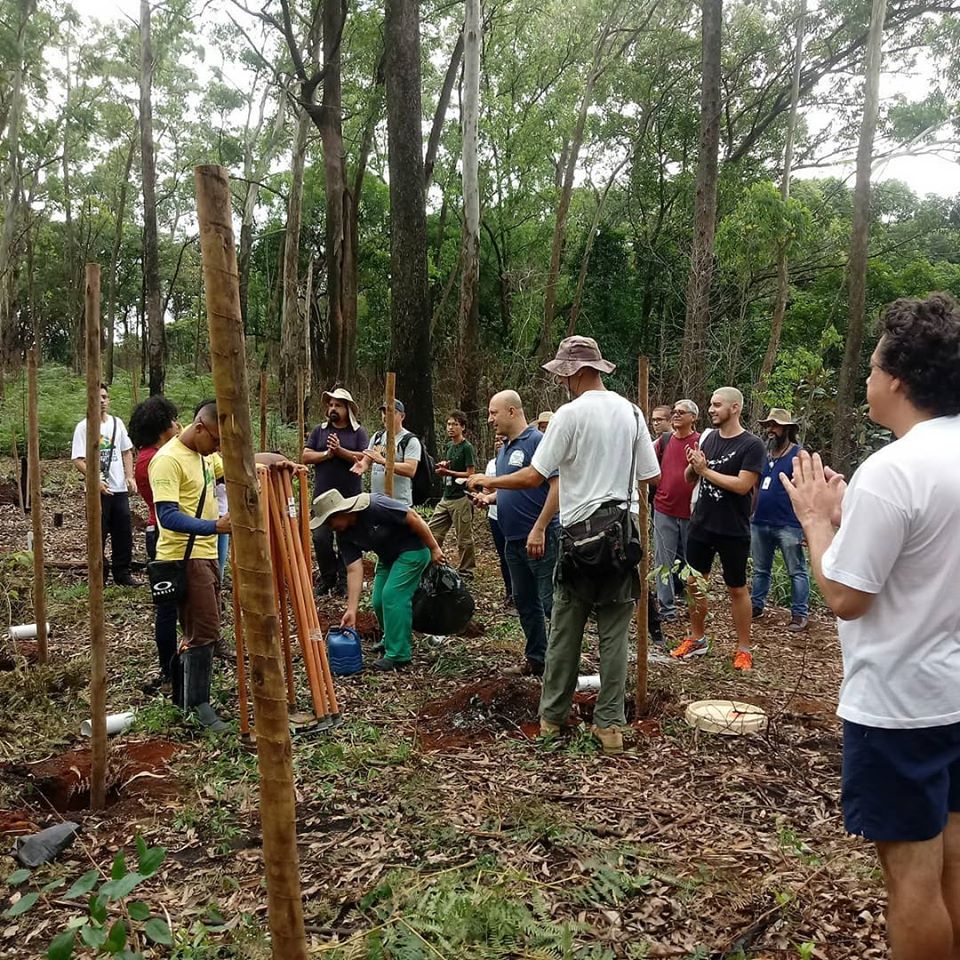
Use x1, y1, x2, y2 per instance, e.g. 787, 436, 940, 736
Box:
670, 637, 708, 660
732, 649, 753, 672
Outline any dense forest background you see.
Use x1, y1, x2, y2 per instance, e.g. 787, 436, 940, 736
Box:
1, 0, 959, 468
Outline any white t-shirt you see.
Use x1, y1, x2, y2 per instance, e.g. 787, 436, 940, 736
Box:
71, 416, 133, 494
822, 415, 960, 729
484, 458, 498, 521
369, 428, 422, 506
530, 390, 660, 526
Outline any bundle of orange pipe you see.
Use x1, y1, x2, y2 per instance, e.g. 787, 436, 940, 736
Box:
234, 462, 340, 733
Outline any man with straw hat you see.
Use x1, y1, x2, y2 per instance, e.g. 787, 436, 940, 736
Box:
311, 489, 444, 671
469, 336, 660, 755
750, 407, 810, 632
303, 387, 369, 598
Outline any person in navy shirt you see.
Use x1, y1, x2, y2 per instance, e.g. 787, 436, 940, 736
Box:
471, 390, 559, 676
750, 408, 810, 631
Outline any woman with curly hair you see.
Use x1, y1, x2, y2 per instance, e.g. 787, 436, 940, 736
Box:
784, 292, 960, 960
128, 395, 180, 694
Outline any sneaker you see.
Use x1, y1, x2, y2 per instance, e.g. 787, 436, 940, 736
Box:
590, 724, 624, 755
371, 657, 409, 672
114, 574, 141, 588
751, 606, 764, 620
503, 659, 544, 678
670, 637, 708, 660
787, 614, 808, 632
539, 718, 561, 737
732, 650, 753, 672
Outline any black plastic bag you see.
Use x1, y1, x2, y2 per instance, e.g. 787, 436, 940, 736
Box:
14, 822, 80, 867
412, 564, 475, 635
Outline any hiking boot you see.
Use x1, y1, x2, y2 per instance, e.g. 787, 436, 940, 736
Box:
670, 637, 708, 660
732, 649, 754, 672
194, 702, 229, 733
751, 606, 764, 620
787, 614, 808, 632
371, 656, 409, 672
114, 574, 141, 587
591, 724, 624, 755
178, 645, 228, 732
503, 659, 544, 678
539, 718, 561, 737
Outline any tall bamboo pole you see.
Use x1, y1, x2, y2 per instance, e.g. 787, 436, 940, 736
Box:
260, 371, 268, 451
383, 372, 396, 498
634, 356, 650, 715
194, 164, 308, 960
85, 264, 107, 810
27, 347, 47, 664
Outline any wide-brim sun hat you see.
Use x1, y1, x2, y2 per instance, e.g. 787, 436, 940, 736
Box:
541, 336, 616, 377
758, 407, 798, 427
537, 411, 554, 423
310, 489, 370, 529
321, 387, 361, 431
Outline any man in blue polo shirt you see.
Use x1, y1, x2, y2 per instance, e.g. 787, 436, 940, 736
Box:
750, 408, 810, 631
472, 390, 559, 677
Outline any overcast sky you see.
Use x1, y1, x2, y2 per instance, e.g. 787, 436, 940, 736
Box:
70, 0, 960, 199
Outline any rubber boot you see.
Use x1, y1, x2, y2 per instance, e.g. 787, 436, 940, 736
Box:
178, 645, 228, 733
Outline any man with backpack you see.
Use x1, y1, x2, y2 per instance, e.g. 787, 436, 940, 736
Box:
650, 399, 700, 621
352, 399, 424, 507
428, 410, 477, 577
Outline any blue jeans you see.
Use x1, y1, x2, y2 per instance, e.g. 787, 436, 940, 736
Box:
750, 522, 810, 617
504, 528, 558, 665
217, 533, 229, 581
488, 518, 512, 598
653, 510, 689, 618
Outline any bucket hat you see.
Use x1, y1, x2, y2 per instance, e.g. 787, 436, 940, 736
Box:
758, 407, 798, 427
541, 336, 616, 377
310, 489, 371, 530
321, 387, 361, 431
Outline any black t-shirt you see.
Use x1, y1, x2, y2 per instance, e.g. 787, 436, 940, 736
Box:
689, 430, 767, 540
338, 494, 426, 566
306, 423, 370, 498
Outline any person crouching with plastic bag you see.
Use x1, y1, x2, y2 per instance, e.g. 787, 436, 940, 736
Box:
311, 490, 445, 671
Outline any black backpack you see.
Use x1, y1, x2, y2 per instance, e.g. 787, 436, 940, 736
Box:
374, 431, 437, 506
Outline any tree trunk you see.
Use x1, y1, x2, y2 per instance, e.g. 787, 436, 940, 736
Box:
106, 135, 137, 385
280, 100, 311, 422
0, 0, 32, 372
385, 0, 436, 452
833, 0, 887, 473
140, 0, 164, 395
194, 164, 309, 960
63, 45, 81, 375
752, 0, 806, 422
680, 0, 723, 404
456, 0, 482, 427
424, 30, 464, 188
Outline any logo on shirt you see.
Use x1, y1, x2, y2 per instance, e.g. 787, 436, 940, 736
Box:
508, 449, 525, 467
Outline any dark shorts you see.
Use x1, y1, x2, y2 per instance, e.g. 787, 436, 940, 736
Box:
685, 533, 750, 588
842, 719, 960, 843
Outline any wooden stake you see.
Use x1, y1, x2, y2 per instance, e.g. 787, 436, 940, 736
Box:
85, 264, 108, 810
384, 372, 396, 498
27, 348, 47, 664
195, 164, 308, 960
634, 356, 650, 716
11, 428, 25, 515
259, 371, 268, 451
263, 471, 296, 707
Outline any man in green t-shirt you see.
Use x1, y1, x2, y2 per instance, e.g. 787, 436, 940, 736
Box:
428, 410, 477, 575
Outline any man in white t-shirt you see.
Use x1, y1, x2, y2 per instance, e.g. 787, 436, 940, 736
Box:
783, 293, 960, 960
71, 383, 138, 586
469, 337, 660, 754
352, 399, 422, 507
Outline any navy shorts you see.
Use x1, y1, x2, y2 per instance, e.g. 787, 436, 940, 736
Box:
686, 534, 751, 588
842, 720, 960, 842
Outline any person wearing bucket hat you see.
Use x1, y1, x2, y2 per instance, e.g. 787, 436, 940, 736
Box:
311, 489, 445, 670
750, 407, 810, 631
468, 336, 661, 755
303, 387, 370, 597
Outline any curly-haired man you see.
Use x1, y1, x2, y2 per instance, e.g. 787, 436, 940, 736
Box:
784, 293, 960, 960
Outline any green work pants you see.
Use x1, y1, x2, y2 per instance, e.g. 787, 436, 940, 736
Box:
372, 547, 432, 662
428, 497, 476, 573
539, 577, 635, 728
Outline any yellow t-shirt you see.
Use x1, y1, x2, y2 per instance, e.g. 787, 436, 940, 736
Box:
148, 437, 218, 561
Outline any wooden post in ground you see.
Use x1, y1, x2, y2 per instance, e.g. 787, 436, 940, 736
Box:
194, 164, 308, 960
383, 372, 396, 498
85, 264, 108, 810
259, 371, 268, 451
27, 348, 47, 664
634, 356, 650, 716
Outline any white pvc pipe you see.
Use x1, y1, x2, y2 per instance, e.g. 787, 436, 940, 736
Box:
576, 674, 601, 692
8, 622, 51, 641
80, 712, 135, 737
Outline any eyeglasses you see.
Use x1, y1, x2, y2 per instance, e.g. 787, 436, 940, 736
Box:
651, 415, 668, 422
202, 421, 221, 446
671, 409, 692, 417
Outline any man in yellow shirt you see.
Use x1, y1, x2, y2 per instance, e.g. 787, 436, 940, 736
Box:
148, 400, 231, 731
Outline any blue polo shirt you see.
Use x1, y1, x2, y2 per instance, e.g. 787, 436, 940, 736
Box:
495, 425, 560, 542
753, 443, 803, 529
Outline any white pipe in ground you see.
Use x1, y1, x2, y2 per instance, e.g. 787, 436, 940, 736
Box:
8, 622, 51, 641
